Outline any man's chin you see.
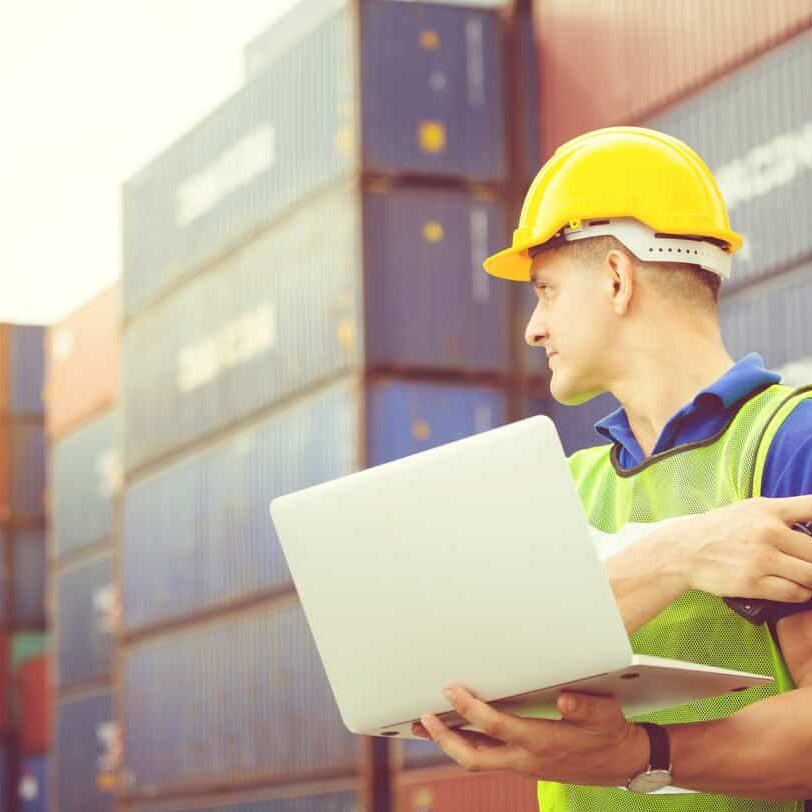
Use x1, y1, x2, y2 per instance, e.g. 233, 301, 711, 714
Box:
550, 375, 604, 407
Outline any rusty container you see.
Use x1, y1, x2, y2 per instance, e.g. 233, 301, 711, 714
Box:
44, 285, 120, 442
397, 766, 539, 812
535, 0, 812, 154
18, 654, 49, 755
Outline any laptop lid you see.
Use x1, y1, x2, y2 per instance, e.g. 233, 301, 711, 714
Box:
270, 415, 634, 734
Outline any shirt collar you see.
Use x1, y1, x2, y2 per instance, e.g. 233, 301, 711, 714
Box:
595, 353, 781, 448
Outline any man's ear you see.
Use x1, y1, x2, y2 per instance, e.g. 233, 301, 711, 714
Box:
606, 249, 634, 316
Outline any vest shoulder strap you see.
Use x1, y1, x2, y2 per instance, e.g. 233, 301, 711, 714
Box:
751, 384, 812, 498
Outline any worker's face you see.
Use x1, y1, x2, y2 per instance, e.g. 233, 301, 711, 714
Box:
525, 248, 614, 405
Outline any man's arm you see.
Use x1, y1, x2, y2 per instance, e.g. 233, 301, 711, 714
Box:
603, 495, 812, 633
418, 609, 812, 798
666, 607, 812, 799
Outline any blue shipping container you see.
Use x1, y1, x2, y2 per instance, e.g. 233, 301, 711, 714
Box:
55, 690, 115, 812
122, 599, 359, 795
18, 755, 47, 812
10, 422, 46, 519
131, 788, 360, 812
50, 409, 120, 558
124, 0, 505, 320
721, 262, 812, 376
12, 528, 46, 626
646, 28, 812, 288
8, 325, 45, 416
123, 182, 510, 474
123, 375, 507, 631
525, 393, 617, 457
55, 552, 114, 689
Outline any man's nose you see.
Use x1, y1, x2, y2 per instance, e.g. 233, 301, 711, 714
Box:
524, 308, 547, 348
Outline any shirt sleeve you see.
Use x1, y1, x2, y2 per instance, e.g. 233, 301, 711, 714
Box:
759, 399, 812, 622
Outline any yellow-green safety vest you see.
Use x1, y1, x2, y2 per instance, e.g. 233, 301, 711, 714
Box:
539, 383, 812, 812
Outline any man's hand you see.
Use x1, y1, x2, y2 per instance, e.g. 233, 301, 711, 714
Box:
604, 495, 812, 634
672, 495, 812, 602
411, 685, 648, 786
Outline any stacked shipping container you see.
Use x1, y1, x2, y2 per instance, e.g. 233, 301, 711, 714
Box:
644, 27, 812, 386
521, 7, 812, 457
119, 1, 528, 809
0, 324, 48, 812
46, 286, 120, 812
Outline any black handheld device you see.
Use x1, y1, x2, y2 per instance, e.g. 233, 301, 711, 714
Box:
723, 520, 812, 625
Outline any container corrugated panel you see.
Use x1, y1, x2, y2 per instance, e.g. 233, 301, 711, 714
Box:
55, 690, 115, 812
18, 655, 49, 754
7, 423, 46, 520
397, 767, 538, 812
124, 2, 506, 321
359, 1, 506, 180
536, 0, 812, 154
46, 285, 120, 441
363, 187, 509, 371
647, 28, 812, 288
365, 378, 508, 465
245, 0, 506, 188
525, 393, 617, 457
721, 262, 812, 372
131, 788, 360, 812
122, 376, 508, 631
8, 326, 45, 416
55, 552, 113, 689
123, 182, 510, 475
122, 600, 359, 795
18, 754, 47, 812
122, 378, 357, 631
12, 529, 46, 626
123, 182, 362, 474
123, 8, 355, 320
51, 409, 120, 558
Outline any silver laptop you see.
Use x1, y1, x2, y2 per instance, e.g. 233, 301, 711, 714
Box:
269, 415, 771, 740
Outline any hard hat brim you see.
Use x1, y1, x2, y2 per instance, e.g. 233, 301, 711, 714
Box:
483, 242, 535, 282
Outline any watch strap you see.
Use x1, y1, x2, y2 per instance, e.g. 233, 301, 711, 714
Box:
639, 722, 670, 771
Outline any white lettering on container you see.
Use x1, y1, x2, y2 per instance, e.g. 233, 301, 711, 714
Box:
176, 124, 276, 227
96, 448, 123, 497
177, 304, 276, 393
714, 121, 812, 212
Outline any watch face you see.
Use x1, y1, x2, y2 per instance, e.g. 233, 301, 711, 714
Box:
627, 770, 673, 793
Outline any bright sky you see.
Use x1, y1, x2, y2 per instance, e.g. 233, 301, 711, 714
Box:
0, 0, 300, 325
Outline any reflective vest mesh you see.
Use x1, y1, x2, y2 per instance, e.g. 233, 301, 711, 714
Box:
538, 384, 812, 812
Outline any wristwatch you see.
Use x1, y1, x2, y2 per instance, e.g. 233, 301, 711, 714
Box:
626, 722, 673, 793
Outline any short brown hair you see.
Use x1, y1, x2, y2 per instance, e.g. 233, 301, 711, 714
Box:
556, 235, 721, 307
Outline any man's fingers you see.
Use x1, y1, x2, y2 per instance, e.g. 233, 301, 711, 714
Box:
443, 686, 536, 748
769, 550, 812, 592
420, 714, 514, 772
556, 692, 626, 729
775, 526, 812, 565
771, 494, 812, 525
756, 573, 812, 603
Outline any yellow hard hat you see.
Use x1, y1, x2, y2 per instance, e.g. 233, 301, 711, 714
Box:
484, 126, 743, 282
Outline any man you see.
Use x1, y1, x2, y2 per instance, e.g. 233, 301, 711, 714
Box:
412, 127, 812, 810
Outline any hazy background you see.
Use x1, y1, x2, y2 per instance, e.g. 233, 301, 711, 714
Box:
0, 0, 301, 324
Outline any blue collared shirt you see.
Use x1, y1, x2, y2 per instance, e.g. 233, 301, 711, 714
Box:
594, 353, 812, 498
594, 352, 812, 622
